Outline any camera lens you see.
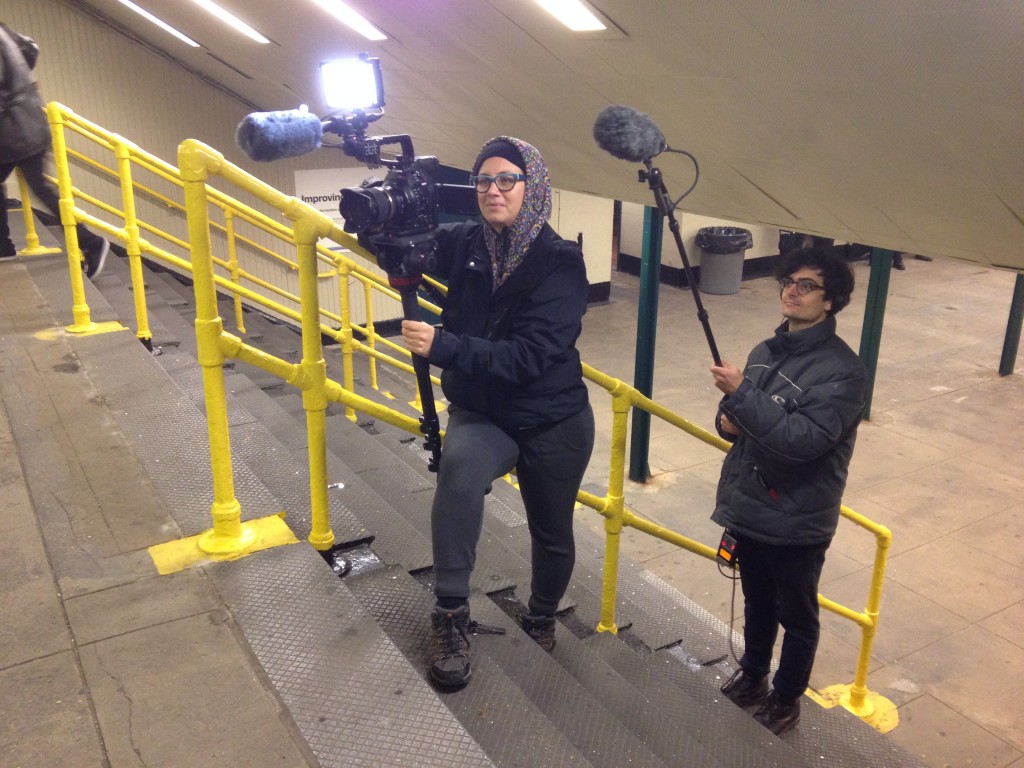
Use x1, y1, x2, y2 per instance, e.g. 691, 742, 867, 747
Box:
340, 186, 395, 232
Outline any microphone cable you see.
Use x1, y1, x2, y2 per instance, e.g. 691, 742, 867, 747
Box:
717, 556, 742, 666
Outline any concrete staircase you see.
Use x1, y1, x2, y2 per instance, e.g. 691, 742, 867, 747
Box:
52, 244, 923, 768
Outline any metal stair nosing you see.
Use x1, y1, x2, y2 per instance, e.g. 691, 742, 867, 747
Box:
345, 565, 604, 768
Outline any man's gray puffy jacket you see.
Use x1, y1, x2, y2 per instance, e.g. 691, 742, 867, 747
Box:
711, 315, 867, 546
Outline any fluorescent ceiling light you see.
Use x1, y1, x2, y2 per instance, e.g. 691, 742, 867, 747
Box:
309, 0, 387, 41
191, 0, 270, 44
116, 0, 200, 46
535, 0, 606, 31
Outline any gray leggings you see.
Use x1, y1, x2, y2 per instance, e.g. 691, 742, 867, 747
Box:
432, 403, 595, 616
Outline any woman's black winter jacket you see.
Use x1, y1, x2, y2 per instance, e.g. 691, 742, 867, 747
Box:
711, 316, 867, 546
425, 220, 589, 432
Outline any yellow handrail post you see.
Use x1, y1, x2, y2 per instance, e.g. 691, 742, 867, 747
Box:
293, 218, 335, 552
336, 260, 357, 421
596, 384, 633, 633
179, 139, 256, 555
844, 525, 891, 715
115, 139, 153, 348
363, 280, 379, 390
225, 209, 246, 334
13, 169, 61, 256
47, 103, 95, 333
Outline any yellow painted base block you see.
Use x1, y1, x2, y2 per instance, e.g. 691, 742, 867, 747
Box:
64, 320, 128, 336
18, 246, 63, 256
148, 512, 299, 575
807, 684, 900, 734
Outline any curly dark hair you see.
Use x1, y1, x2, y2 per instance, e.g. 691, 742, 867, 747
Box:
774, 246, 855, 315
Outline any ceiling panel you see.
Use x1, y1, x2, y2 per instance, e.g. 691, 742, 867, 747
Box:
74, 0, 1024, 269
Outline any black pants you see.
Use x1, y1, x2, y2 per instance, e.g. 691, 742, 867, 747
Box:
1, 151, 102, 251
734, 534, 829, 701
431, 403, 595, 616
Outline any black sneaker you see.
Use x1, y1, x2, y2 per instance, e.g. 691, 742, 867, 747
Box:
521, 613, 556, 652
754, 690, 800, 736
0, 240, 16, 261
428, 605, 473, 688
720, 668, 769, 708
84, 237, 110, 279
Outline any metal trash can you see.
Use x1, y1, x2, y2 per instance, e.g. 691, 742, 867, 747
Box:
696, 227, 753, 295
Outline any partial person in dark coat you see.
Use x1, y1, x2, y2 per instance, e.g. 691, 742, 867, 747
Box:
708, 246, 867, 736
397, 136, 595, 688
0, 21, 108, 275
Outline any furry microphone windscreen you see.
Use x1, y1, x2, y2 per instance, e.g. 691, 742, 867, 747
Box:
592, 105, 667, 163
236, 110, 324, 162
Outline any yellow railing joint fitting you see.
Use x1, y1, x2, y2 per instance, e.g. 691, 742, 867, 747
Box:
194, 318, 226, 366
178, 139, 222, 181
219, 331, 244, 359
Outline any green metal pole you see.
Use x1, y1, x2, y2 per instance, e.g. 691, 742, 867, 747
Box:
629, 205, 663, 482
857, 247, 893, 420
998, 273, 1024, 376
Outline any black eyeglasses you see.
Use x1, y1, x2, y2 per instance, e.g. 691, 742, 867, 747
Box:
470, 173, 526, 192
779, 277, 826, 295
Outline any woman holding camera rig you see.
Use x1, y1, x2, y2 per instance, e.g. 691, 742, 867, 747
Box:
398, 136, 595, 688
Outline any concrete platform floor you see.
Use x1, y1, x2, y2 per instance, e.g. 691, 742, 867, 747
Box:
1, 214, 1022, 767
574, 256, 1024, 768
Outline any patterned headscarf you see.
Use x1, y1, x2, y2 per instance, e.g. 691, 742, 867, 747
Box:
473, 136, 552, 290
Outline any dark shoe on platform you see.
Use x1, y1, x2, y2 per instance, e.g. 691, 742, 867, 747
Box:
84, 237, 110, 279
720, 668, 769, 708
892, 253, 906, 270
521, 613, 557, 652
754, 690, 801, 736
428, 604, 473, 688
1, 240, 17, 261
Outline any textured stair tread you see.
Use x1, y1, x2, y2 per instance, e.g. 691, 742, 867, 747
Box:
327, 411, 517, 588
583, 633, 807, 768
347, 567, 599, 768
654, 643, 920, 768
221, 369, 436, 571
350, 412, 729, 638
552, 626, 778, 768
210, 544, 495, 768
89, 263, 184, 348
465, 596, 670, 768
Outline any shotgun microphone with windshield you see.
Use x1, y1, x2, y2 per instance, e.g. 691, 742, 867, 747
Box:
592, 104, 667, 163
235, 108, 324, 162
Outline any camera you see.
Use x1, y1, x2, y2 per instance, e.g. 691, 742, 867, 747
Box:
333, 130, 443, 289
320, 55, 474, 290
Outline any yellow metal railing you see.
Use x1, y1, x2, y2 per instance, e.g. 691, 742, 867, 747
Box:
576, 363, 896, 729
11, 168, 62, 256
42, 104, 895, 730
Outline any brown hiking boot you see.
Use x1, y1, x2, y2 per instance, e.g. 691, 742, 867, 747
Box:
520, 613, 556, 652
427, 605, 472, 687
